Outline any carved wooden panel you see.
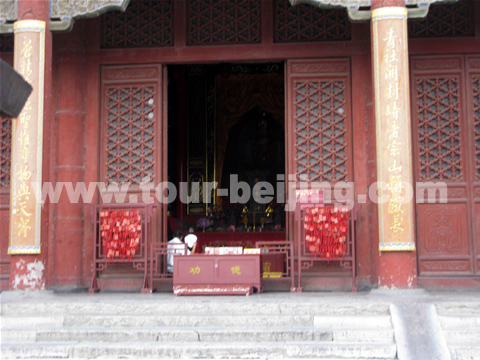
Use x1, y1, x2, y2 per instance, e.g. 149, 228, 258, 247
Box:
417, 204, 472, 275
420, 260, 470, 274
186, 0, 261, 45
0, 115, 11, 189
274, 0, 351, 43
408, 0, 475, 39
101, 0, 173, 48
101, 65, 162, 187
414, 75, 464, 181
287, 59, 352, 184
0, 34, 14, 52
0, 212, 10, 289
420, 206, 468, 255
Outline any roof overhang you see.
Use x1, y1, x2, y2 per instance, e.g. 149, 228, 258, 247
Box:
0, 0, 463, 34
289, 0, 461, 22
0, 0, 130, 34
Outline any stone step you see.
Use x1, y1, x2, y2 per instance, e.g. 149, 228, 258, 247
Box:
0, 341, 397, 359
314, 315, 392, 329
443, 328, 480, 343
438, 315, 480, 329
449, 345, 480, 360
1, 300, 391, 316
332, 329, 395, 343
1, 316, 64, 329
436, 302, 480, 315
2, 314, 315, 328
1, 327, 335, 343
3, 314, 395, 330
2, 327, 395, 344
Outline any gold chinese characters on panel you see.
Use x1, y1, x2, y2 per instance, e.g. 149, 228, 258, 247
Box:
372, 8, 415, 251
8, 20, 45, 254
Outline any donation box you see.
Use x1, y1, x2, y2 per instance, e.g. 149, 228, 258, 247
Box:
173, 254, 262, 295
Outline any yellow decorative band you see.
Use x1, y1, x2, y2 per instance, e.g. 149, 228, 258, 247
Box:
372, 7, 407, 21
14, 20, 46, 32
8, 246, 41, 255
379, 243, 416, 252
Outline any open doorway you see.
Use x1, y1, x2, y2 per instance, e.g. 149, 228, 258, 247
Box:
167, 63, 286, 243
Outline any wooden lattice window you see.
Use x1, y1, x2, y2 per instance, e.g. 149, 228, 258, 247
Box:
408, 0, 475, 38
1, 116, 12, 189
101, 0, 173, 48
0, 34, 14, 52
186, 0, 261, 45
415, 77, 463, 181
104, 86, 156, 185
473, 76, 480, 181
293, 78, 350, 182
274, 0, 351, 43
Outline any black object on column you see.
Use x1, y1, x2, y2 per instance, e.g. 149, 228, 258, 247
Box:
0, 59, 33, 118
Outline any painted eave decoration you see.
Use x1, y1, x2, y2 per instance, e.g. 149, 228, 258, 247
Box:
289, 0, 460, 21
0, 0, 464, 33
0, 0, 130, 33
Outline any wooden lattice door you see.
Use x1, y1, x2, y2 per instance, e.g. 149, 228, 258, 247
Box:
100, 64, 168, 244
411, 55, 480, 277
286, 59, 354, 257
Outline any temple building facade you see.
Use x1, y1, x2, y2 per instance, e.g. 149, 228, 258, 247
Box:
0, 0, 479, 292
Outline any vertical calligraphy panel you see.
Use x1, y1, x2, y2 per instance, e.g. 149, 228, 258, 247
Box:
8, 20, 45, 254
372, 8, 415, 251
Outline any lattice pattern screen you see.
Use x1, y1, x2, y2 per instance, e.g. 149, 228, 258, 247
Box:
473, 76, 480, 181
408, 0, 474, 38
101, 0, 173, 48
0, 34, 14, 52
105, 86, 156, 184
186, 0, 261, 45
274, 0, 351, 42
294, 80, 348, 182
1, 116, 12, 189
415, 77, 463, 181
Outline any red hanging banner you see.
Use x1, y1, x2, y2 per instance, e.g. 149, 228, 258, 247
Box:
99, 209, 142, 261
304, 206, 349, 261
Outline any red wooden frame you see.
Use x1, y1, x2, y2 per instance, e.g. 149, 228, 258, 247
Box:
89, 203, 155, 293
295, 201, 357, 292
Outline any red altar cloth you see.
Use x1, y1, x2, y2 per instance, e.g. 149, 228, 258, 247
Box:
192, 231, 286, 253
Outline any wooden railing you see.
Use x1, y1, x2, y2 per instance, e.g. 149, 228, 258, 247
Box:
255, 240, 295, 292
149, 241, 187, 290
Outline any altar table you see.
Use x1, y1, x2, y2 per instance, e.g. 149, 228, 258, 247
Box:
192, 231, 286, 253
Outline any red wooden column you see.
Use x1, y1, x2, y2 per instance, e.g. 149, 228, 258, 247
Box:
8, 0, 52, 291
371, 0, 417, 288
52, 23, 86, 287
